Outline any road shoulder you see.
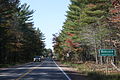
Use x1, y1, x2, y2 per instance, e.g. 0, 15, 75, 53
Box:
55, 60, 89, 80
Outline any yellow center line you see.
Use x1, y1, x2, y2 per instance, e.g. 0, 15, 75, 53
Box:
15, 69, 33, 80
15, 62, 44, 80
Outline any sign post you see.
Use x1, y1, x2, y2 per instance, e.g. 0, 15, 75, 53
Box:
99, 49, 116, 74
99, 49, 116, 56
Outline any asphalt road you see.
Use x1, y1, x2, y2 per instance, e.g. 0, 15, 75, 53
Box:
0, 58, 71, 80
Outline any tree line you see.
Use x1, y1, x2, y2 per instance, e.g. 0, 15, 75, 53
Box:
0, 0, 45, 65
53, 0, 120, 64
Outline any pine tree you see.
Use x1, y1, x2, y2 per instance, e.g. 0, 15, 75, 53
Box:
0, 0, 46, 64
53, 0, 112, 63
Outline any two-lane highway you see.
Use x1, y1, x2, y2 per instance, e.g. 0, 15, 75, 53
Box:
0, 58, 71, 80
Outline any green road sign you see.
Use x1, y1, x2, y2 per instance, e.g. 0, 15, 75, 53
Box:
99, 49, 116, 56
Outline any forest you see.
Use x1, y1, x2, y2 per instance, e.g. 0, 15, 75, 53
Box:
0, 0, 120, 72
0, 0, 120, 79
0, 0, 46, 65
53, 0, 120, 65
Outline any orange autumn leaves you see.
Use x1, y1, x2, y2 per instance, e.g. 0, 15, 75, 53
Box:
109, 0, 120, 22
64, 32, 80, 48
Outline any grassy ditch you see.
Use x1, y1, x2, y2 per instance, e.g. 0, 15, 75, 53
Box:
61, 61, 120, 80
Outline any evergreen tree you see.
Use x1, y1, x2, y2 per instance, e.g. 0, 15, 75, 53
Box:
0, 0, 46, 64
53, 0, 115, 63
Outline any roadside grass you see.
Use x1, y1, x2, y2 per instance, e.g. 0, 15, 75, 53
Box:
88, 72, 120, 80
61, 61, 120, 80
62, 61, 90, 71
0, 63, 16, 68
0, 62, 27, 68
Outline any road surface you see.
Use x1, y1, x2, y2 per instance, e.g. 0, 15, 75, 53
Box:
0, 58, 71, 80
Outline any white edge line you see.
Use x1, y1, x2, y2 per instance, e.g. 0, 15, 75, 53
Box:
53, 60, 71, 80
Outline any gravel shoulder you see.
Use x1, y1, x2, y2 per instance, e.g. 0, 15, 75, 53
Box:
56, 61, 89, 80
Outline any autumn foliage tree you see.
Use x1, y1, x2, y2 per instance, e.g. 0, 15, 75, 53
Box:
53, 0, 120, 64
0, 0, 45, 65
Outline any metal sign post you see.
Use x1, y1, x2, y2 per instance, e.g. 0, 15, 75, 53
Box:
99, 49, 116, 74
99, 49, 116, 56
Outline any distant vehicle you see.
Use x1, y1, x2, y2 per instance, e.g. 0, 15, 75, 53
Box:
33, 56, 41, 62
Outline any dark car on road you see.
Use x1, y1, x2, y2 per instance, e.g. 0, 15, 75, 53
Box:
33, 56, 41, 62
